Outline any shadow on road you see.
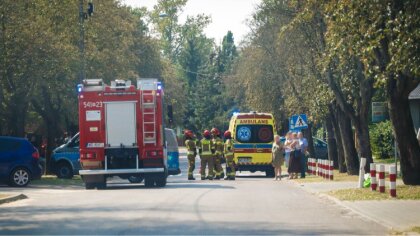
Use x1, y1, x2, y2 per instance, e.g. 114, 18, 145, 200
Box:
103, 182, 235, 190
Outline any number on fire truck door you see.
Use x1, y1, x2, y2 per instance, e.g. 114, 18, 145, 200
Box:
105, 102, 137, 147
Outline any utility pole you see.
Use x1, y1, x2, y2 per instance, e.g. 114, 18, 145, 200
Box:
79, 0, 86, 82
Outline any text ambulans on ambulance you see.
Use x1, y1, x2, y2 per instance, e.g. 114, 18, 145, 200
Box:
77, 79, 167, 189
229, 112, 276, 177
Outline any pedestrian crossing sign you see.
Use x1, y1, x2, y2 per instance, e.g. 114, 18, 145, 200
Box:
289, 114, 308, 131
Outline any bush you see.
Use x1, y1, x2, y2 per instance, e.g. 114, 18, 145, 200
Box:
369, 120, 394, 159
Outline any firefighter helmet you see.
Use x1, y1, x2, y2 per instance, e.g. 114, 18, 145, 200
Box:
203, 129, 211, 137
184, 130, 193, 138
211, 128, 220, 136
224, 130, 232, 138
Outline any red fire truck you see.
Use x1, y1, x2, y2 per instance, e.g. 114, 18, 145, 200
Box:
77, 79, 167, 189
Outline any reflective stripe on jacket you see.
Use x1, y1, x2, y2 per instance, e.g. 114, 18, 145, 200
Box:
224, 139, 234, 155
200, 138, 212, 155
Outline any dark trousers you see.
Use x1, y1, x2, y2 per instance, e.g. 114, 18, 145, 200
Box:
299, 151, 307, 178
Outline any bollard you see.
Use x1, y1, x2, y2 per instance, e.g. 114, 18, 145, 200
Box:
370, 163, 377, 191
358, 158, 366, 188
389, 166, 397, 198
378, 164, 385, 193
321, 160, 325, 178
316, 159, 320, 176
324, 160, 328, 179
306, 158, 312, 175
329, 160, 334, 180
311, 158, 315, 175
307, 158, 310, 175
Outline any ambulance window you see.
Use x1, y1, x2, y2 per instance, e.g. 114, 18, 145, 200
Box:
255, 125, 273, 143
236, 126, 252, 142
235, 125, 274, 143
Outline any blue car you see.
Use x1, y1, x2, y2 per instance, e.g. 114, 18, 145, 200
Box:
51, 133, 81, 179
0, 136, 43, 187
165, 128, 180, 175
52, 130, 181, 180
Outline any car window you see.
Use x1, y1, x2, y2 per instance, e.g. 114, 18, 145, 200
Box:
165, 130, 178, 148
314, 139, 326, 148
236, 125, 273, 143
0, 139, 22, 152
68, 136, 80, 148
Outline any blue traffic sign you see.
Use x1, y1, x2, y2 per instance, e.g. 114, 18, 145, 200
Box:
289, 114, 308, 131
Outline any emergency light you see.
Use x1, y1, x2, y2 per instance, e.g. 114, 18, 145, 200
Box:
77, 84, 83, 93
157, 82, 162, 90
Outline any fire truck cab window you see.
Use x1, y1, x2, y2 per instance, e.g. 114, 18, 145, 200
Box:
236, 125, 273, 143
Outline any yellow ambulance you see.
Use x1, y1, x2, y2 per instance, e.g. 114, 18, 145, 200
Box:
229, 112, 276, 177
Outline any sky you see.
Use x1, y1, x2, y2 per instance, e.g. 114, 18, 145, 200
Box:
122, 0, 262, 44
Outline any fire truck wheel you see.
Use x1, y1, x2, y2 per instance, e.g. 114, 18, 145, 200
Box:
128, 176, 144, 183
56, 162, 74, 179
155, 177, 167, 187
144, 177, 155, 188
96, 181, 107, 190
85, 183, 96, 190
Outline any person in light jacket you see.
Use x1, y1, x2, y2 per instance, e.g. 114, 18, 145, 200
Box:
272, 135, 285, 181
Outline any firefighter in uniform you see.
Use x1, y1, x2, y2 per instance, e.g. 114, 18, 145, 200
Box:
211, 128, 224, 179
184, 130, 196, 180
198, 130, 214, 180
224, 130, 236, 180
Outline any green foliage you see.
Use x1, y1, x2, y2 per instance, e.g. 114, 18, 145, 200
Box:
369, 121, 394, 159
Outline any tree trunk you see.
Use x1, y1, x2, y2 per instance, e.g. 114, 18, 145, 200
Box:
388, 75, 420, 185
336, 105, 359, 175
31, 86, 63, 174
325, 113, 338, 169
305, 123, 316, 158
330, 104, 347, 173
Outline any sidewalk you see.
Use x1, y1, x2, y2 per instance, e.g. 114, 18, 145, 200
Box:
296, 180, 420, 232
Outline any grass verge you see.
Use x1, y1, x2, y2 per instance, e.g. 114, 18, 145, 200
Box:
328, 185, 420, 201
391, 226, 420, 235
32, 175, 83, 186
373, 157, 397, 164
291, 170, 358, 183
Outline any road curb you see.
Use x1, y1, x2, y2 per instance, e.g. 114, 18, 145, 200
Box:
317, 192, 398, 230
0, 194, 28, 205
290, 181, 400, 232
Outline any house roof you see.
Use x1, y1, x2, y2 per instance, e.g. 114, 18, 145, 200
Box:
409, 84, 420, 100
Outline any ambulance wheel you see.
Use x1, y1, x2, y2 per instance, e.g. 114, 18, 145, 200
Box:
155, 177, 167, 187
128, 176, 144, 184
144, 177, 155, 188
265, 168, 275, 177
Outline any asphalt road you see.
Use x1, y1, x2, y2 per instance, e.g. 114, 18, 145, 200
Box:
0, 153, 387, 235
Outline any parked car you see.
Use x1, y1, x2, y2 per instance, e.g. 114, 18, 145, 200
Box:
280, 136, 328, 159
0, 136, 43, 187
50, 133, 80, 179
313, 137, 328, 159
166, 128, 180, 175
51, 130, 181, 179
